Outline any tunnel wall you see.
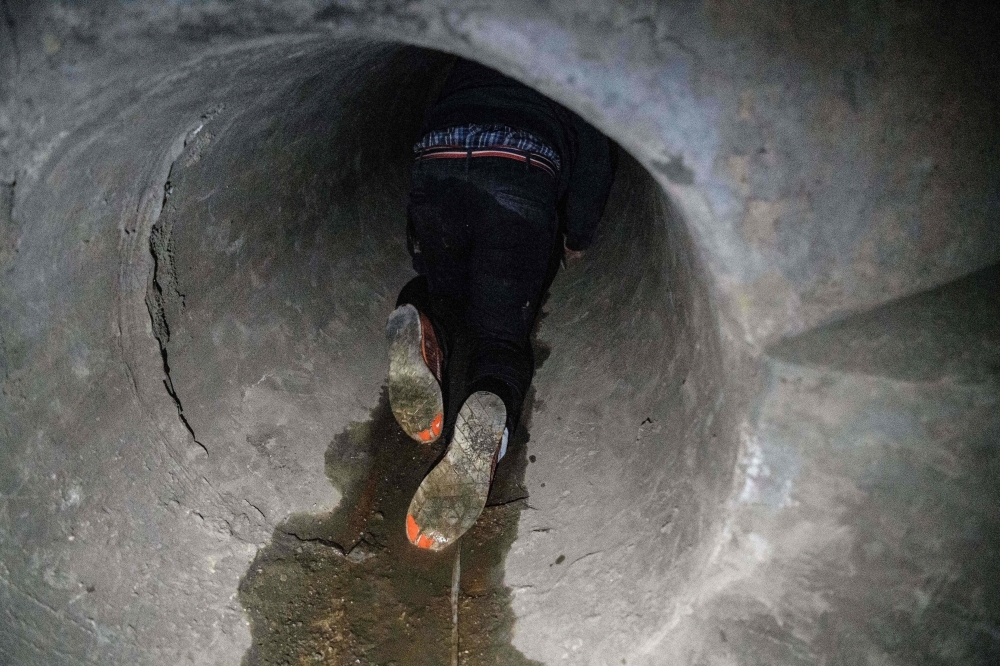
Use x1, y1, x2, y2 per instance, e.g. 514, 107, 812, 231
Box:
1, 1, 998, 665
507, 146, 736, 662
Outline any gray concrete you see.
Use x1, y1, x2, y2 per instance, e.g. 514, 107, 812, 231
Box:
0, 1, 997, 664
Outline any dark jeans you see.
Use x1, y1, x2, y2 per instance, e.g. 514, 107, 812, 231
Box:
399, 155, 562, 433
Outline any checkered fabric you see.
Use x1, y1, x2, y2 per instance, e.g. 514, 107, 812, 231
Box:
414, 124, 562, 170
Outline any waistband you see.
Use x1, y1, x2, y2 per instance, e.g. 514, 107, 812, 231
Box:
414, 146, 559, 178
414, 124, 562, 170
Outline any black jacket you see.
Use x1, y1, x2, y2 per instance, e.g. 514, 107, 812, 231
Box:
422, 59, 615, 251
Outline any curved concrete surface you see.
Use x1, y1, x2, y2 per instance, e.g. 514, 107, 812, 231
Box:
1, 2, 998, 665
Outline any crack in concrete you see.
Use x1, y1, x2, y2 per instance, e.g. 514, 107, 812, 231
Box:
0, 179, 17, 266
145, 172, 207, 456
0, 0, 18, 74
0, 179, 13, 223
158, 349, 206, 455
276, 527, 348, 554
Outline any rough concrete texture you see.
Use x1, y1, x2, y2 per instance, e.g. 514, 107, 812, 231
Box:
0, 1, 997, 665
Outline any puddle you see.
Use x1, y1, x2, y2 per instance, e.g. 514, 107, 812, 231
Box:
239, 383, 544, 666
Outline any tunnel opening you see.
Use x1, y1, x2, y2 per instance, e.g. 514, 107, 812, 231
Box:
129, 40, 734, 662
2, 34, 737, 665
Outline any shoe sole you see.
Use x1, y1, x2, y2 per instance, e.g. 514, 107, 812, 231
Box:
406, 391, 506, 551
387, 304, 444, 443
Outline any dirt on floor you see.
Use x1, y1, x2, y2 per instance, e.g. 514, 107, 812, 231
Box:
239, 385, 544, 666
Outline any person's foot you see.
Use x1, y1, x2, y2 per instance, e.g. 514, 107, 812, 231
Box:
406, 391, 507, 551
386, 304, 445, 443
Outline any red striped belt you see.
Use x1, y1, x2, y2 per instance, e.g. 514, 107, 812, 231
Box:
415, 146, 559, 178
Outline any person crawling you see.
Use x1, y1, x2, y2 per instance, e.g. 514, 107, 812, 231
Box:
385, 58, 614, 550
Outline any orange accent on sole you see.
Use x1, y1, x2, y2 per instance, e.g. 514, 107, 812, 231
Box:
406, 514, 436, 549
415, 412, 444, 443
406, 514, 420, 543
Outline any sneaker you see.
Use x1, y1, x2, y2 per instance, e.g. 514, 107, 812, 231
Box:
405, 391, 507, 551
386, 304, 445, 443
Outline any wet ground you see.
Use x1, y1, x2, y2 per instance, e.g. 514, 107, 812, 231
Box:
239, 383, 544, 666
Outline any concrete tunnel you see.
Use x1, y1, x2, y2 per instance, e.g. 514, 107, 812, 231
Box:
0, 1, 998, 665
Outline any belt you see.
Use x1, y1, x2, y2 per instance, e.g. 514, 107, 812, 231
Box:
415, 146, 559, 178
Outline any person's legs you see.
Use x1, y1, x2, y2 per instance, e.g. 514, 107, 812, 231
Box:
385, 160, 474, 444
464, 159, 560, 436
403, 156, 560, 550
403, 159, 475, 345
401, 156, 560, 426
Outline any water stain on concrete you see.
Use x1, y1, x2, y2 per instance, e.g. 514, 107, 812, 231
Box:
239, 384, 543, 665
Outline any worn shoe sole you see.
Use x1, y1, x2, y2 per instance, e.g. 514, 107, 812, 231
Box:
406, 391, 506, 551
387, 304, 444, 443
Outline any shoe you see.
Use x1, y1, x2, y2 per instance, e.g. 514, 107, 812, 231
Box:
386, 304, 445, 443
406, 391, 507, 551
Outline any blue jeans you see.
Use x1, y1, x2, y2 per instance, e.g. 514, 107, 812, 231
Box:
400, 154, 562, 433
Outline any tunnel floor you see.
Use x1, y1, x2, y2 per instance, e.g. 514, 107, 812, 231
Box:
240, 387, 544, 666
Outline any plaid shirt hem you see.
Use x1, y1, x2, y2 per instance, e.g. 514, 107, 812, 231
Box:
414, 124, 562, 170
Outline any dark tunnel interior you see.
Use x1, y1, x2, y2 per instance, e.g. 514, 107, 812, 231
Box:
106, 40, 731, 663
